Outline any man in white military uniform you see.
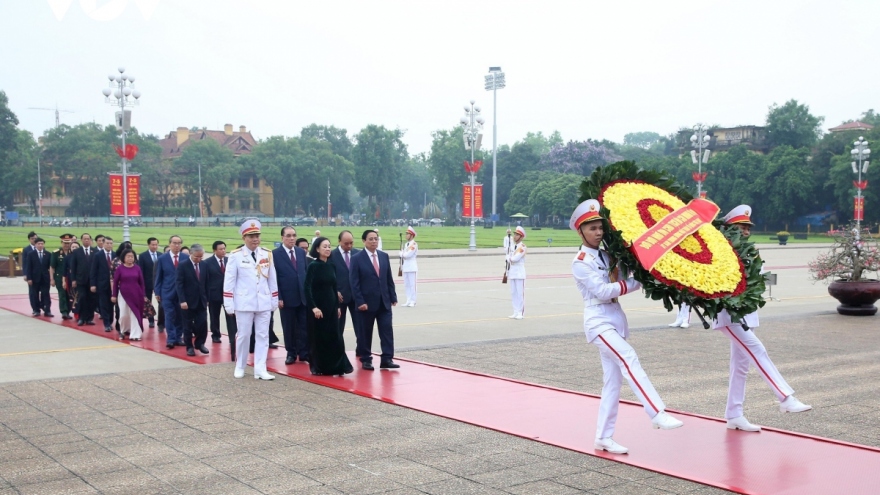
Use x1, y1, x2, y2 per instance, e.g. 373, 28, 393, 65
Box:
570, 199, 683, 455
224, 218, 279, 380
668, 303, 691, 328
399, 226, 418, 307
506, 226, 527, 319
714, 205, 811, 432
375, 228, 383, 251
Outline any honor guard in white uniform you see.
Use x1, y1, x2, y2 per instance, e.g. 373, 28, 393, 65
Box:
713, 205, 811, 432
224, 218, 279, 380
570, 199, 683, 455
400, 226, 418, 307
502, 228, 512, 250
506, 226, 527, 319
375, 229, 383, 251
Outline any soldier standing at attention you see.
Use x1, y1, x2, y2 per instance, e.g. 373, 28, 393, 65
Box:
224, 219, 278, 380
506, 226, 527, 319
50, 234, 75, 319
399, 226, 418, 307
570, 199, 683, 455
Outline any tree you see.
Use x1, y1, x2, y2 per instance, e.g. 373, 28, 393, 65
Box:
504, 171, 553, 217
528, 173, 583, 223
623, 131, 662, 149
765, 99, 824, 149
495, 142, 541, 219
301, 124, 353, 161
175, 139, 238, 217
539, 140, 619, 176
352, 125, 407, 218
757, 146, 816, 226
827, 126, 880, 226
396, 153, 433, 219
427, 126, 483, 217
519, 131, 563, 156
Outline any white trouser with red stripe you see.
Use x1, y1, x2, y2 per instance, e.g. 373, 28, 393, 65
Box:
721, 324, 794, 419
403, 272, 417, 304
509, 279, 525, 316
234, 310, 270, 375
593, 329, 665, 439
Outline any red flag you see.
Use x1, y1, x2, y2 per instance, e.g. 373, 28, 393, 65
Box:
692, 172, 707, 182
472, 160, 483, 173
854, 180, 868, 190
113, 144, 139, 160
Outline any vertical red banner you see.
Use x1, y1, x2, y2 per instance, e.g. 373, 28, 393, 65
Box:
462, 184, 484, 218
854, 196, 865, 221
109, 174, 124, 216
127, 175, 141, 217
109, 173, 141, 216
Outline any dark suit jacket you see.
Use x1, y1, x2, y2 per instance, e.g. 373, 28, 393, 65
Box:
25, 250, 51, 284
154, 251, 189, 299
329, 247, 360, 304
176, 260, 208, 310
350, 249, 397, 311
272, 245, 307, 307
137, 250, 160, 296
89, 249, 117, 290
203, 255, 227, 303
68, 246, 95, 286
22, 244, 36, 278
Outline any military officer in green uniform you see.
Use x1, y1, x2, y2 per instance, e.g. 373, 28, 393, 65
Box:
50, 234, 74, 320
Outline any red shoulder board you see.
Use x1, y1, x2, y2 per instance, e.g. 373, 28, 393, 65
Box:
577, 252, 586, 260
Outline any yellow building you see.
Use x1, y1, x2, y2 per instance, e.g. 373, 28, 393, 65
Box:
158, 124, 274, 216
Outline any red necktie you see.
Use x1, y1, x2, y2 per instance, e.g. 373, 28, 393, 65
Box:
372, 253, 380, 276
220, 258, 225, 274
173, 254, 178, 268
106, 252, 111, 267
195, 263, 200, 280
289, 249, 297, 271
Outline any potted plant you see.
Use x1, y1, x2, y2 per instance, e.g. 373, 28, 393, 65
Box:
776, 231, 791, 245
808, 223, 880, 316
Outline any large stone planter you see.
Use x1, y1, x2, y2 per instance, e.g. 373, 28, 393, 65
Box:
828, 279, 880, 316
777, 235, 789, 245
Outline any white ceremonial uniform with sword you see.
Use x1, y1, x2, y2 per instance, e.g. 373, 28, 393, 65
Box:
506, 227, 527, 319
400, 234, 418, 307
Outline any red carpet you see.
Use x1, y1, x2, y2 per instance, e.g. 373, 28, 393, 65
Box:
2, 294, 878, 494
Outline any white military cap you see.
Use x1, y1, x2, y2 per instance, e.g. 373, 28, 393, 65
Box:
722, 205, 754, 226
569, 199, 603, 231
406, 226, 417, 237
239, 217, 262, 236
514, 226, 527, 239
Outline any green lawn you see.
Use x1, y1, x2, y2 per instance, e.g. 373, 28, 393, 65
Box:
0, 225, 584, 254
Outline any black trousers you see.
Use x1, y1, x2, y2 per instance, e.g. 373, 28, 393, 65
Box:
280, 305, 308, 360
339, 298, 362, 354
95, 286, 113, 325
181, 305, 208, 349
29, 281, 51, 314
208, 300, 224, 340
75, 283, 95, 322
355, 305, 394, 363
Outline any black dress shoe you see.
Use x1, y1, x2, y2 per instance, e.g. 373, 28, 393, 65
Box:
44, 313, 55, 318
285, 355, 295, 365
269, 344, 278, 349
149, 323, 155, 328
157, 325, 165, 333
212, 337, 221, 343
198, 346, 209, 355
104, 326, 112, 332
186, 348, 196, 356
362, 362, 375, 371
62, 315, 72, 320
176, 340, 185, 346
166, 343, 175, 349
32, 312, 40, 317
380, 361, 400, 369
86, 321, 96, 326
77, 319, 84, 326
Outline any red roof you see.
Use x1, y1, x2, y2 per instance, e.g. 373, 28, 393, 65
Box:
828, 121, 874, 132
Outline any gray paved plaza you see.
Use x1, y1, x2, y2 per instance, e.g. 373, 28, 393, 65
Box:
1, 245, 877, 494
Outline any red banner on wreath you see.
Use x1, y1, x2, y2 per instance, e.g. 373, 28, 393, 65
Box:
109, 173, 142, 217
854, 196, 865, 221
631, 198, 720, 271
462, 184, 483, 218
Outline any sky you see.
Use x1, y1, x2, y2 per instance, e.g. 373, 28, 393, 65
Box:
1, 0, 878, 155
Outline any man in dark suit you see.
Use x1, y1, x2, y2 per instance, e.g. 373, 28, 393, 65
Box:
273, 226, 309, 365
155, 235, 189, 349
137, 237, 160, 328
329, 230, 361, 345
90, 237, 116, 331
176, 244, 210, 357
68, 233, 96, 326
205, 240, 233, 344
25, 237, 53, 317
21, 231, 37, 285
350, 229, 399, 370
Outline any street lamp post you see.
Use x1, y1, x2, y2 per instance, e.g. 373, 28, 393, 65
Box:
460, 100, 484, 251
690, 124, 711, 196
101, 67, 141, 242
484, 67, 505, 223
851, 136, 871, 239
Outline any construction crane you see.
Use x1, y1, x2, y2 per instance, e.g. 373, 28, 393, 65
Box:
28, 104, 74, 127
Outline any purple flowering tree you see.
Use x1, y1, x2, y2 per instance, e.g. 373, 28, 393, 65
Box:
539, 140, 620, 176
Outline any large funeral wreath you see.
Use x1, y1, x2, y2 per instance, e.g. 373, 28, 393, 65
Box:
579, 161, 765, 327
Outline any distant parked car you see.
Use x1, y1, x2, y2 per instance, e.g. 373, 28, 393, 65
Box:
299, 217, 318, 226
430, 218, 444, 226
